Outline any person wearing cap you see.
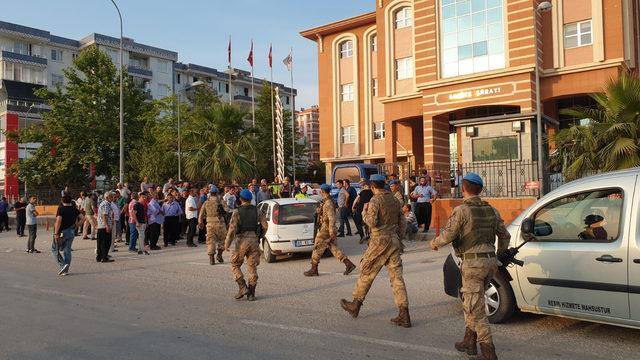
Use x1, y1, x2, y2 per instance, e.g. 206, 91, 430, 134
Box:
303, 184, 356, 277
579, 212, 608, 240
390, 180, 404, 206
224, 189, 266, 301
295, 184, 310, 199
199, 186, 229, 265
352, 180, 373, 244
429, 172, 510, 359
341, 173, 411, 327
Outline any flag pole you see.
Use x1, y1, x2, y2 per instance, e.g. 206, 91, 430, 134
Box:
250, 40, 255, 127
289, 47, 296, 182
228, 35, 233, 104
270, 44, 276, 179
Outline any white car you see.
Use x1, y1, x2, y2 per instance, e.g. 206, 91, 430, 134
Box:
257, 198, 319, 263
443, 168, 640, 329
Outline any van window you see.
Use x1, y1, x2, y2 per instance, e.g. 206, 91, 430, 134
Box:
278, 203, 316, 225
532, 189, 623, 243
334, 167, 361, 183
364, 167, 379, 180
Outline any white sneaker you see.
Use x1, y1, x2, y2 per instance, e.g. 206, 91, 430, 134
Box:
58, 264, 70, 276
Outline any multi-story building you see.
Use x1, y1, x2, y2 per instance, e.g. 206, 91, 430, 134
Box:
296, 106, 320, 163
0, 20, 297, 198
301, 0, 640, 180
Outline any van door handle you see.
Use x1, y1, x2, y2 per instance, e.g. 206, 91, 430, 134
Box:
633, 259, 640, 264
595, 255, 623, 263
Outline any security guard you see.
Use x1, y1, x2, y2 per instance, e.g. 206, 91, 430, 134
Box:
340, 174, 411, 328
429, 172, 510, 360
390, 180, 404, 205
198, 186, 228, 265
303, 184, 356, 277
224, 189, 266, 301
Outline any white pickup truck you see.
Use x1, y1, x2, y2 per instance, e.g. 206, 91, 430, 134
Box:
443, 168, 640, 329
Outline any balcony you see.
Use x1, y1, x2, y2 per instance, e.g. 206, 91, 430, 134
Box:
0, 50, 47, 67
233, 94, 253, 102
127, 66, 153, 79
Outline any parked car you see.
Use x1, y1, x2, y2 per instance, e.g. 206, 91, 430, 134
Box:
443, 168, 640, 329
257, 198, 320, 263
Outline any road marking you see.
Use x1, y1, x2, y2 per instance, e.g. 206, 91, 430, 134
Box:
187, 262, 209, 266
241, 319, 458, 357
12, 285, 92, 300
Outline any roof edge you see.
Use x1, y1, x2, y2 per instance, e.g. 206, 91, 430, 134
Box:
300, 12, 376, 40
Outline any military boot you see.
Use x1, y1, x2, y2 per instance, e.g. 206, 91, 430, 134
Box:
454, 327, 477, 355
340, 298, 362, 318
209, 255, 215, 265
235, 279, 248, 300
247, 284, 256, 301
304, 263, 319, 277
343, 258, 356, 275
390, 306, 412, 328
216, 249, 224, 263
479, 342, 498, 360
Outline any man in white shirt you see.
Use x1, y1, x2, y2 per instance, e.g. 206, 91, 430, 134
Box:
410, 176, 437, 232
110, 191, 122, 253
185, 188, 199, 248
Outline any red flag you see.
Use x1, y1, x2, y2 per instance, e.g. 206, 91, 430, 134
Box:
228, 36, 232, 64
247, 40, 254, 67
268, 44, 272, 68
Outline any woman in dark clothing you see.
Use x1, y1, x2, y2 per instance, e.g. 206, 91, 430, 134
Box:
14, 197, 27, 237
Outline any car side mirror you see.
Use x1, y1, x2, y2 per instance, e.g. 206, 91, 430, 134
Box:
534, 221, 553, 237
521, 218, 534, 234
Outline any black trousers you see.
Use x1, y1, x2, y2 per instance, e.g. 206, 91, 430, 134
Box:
198, 221, 207, 243
353, 211, 364, 239
148, 223, 161, 248
186, 218, 197, 245
415, 202, 432, 231
16, 214, 26, 236
96, 228, 111, 261
164, 216, 179, 246
0, 212, 9, 231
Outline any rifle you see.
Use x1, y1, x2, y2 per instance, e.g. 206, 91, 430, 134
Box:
497, 232, 535, 267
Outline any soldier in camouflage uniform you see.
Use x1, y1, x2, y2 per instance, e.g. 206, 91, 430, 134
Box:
430, 172, 510, 360
303, 184, 356, 277
390, 180, 404, 206
224, 189, 266, 301
198, 186, 228, 265
340, 174, 411, 328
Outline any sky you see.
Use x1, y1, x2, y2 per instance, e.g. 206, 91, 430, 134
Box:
3, 0, 374, 109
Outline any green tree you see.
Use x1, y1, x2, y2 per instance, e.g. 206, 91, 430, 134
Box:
7, 46, 152, 188
553, 71, 640, 179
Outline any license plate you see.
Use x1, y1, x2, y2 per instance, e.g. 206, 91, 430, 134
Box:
294, 239, 314, 247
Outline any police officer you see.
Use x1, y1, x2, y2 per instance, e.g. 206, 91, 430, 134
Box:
224, 189, 266, 301
429, 173, 510, 360
303, 184, 356, 277
199, 186, 229, 265
340, 174, 411, 328
390, 180, 404, 206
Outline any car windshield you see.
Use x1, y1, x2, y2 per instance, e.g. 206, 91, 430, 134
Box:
278, 203, 316, 225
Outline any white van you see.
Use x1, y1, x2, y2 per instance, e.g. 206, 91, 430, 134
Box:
443, 168, 640, 329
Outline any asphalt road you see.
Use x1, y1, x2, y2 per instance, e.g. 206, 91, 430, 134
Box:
1, 228, 639, 360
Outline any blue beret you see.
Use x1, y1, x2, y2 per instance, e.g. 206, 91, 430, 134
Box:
320, 184, 332, 192
370, 174, 386, 182
389, 180, 400, 185
463, 172, 484, 187
239, 189, 253, 200
209, 185, 218, 194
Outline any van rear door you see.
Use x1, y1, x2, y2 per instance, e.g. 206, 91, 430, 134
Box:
627, 175, 640, 321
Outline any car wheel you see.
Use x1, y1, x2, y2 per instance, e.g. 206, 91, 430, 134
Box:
485, 272, 517, 324
263, 240, 276, 263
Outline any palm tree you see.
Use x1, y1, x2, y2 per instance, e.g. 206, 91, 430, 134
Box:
554, 71, 640, 179
182, 102, 256, 182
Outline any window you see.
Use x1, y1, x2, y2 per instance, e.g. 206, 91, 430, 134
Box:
14, 41, 30, 55
50, 49, 63, 62
51, 74, 64, 87
340, 41, 353, 58
395, 57, 413, 80
334, 167, 361, 183
440, 0, 505, 78
472, 136, 518, 161
72, 53, 78, 61
341, 83, 354, 101
177, 74, 181, 84
244, 87, 249, 97
277, 203, 317, 225
157, 60, 169, 74
564, 20, 592, 48
373, 122, 385, 140
341, 126, 355, 144
372, 78, 378, 96
225, 83, 229, 93
395, 7, 413, 29
532, 189, 623, 242
285, 96, 290, 105
157, 84, 170, 98
371, 35, 377, 52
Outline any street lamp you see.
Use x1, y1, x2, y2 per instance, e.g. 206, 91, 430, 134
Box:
108, 0, 124, 185
534, 1, 552, 195
22, 104, 37, 197
175, 80, 205, 180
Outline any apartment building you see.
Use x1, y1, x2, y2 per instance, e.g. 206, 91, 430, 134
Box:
301, 0, 640, 179
296, 105, 320, 163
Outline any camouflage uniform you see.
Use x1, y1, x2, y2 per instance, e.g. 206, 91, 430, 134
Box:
310, 197, 347, 264
431, 196, 510, 347
199, 195, 228, 262
224, 204, 267, 291
353, 191, 408, 307
393, 190, 404, 206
